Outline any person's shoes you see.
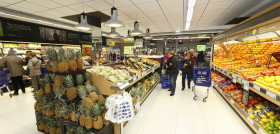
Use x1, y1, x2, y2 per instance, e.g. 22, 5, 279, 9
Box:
182, 88, 185, 91
31, 90, 35, 93
22, 91, 26, 93
168, 89, 171, 91
170, 94, 174, 96
188, 87, 191, 89
12, 93, 19, 95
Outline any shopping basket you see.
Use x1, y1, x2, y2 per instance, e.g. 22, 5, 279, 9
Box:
0, 69, 12, 97
192, 66, 211, 102
40, 67, 48, 79
160, 76, 170, 89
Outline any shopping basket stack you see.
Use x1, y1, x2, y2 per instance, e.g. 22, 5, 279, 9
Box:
160, 76, 170, 89
0, 69, 12, 97
192, 66, 211, 102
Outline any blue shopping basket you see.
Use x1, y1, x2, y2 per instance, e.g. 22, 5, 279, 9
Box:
160, 76, 170, 89
192, 66, 212, 102
40, 67, 48, 79
0, 69, 12, 97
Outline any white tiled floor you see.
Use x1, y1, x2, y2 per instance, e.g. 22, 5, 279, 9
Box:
124, 74, 253, 134
0, 74, 252, 134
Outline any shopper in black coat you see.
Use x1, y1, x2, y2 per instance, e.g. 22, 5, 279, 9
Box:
166, 51, 179, 96
181, 51, 194, 90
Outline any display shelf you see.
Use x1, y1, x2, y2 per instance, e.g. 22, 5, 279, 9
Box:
88, 64, 160, 96
123, 80, 160, 126
213, 84, 266, 134
212, 64, 280, 106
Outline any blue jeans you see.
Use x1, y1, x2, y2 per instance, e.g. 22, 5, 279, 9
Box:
169, 73, 178, 95
182, 72, 193, 88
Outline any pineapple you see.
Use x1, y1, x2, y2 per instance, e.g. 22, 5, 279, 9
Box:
58, 48, 69, 73
102, 112, 110, 126
66, 125, 76, 134
67, 49, 77, 71
98, 95, 105, 105
59, 105, 71, 120
84, 108, 93, 130
44, 124, 49, 133
45, 47, 58, 72
63, 75, 77, 100
93, 103, 103, 130
45, 82, 51, 95
55, 75, 62, 87
76, 74, 84, 86
49, 120, 57, 134
38, 121, 46, 131
78, 86, 94, 109
86, 85, 99, 103
76, 50, 83, 70
36, 89, 45, 99
52, 84, 57, 94
78, 104, 86, 127
84, 72, 92, 85
56, 127, 62, 134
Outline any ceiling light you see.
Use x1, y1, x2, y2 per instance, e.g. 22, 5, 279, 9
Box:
126, 30, 133, 39
104, 7, 125, 28
108, 27, 120, 38
75, 13, 92, 31
143, 29, 153, 40
185, 0, 196, 30
130, 21, 143, 36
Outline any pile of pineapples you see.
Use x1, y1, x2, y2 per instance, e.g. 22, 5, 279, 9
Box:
45, 47, 84, 72
34, 48, 109, 133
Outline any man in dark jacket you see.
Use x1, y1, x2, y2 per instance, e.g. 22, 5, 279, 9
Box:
181, 51, 194, 90
166, 51, 179, 96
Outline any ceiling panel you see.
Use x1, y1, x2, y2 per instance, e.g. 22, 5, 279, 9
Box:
6, 5, 35, 13
27, 0, 62, 9
103, 0, 133, 7
11, 1, 48, 12
231, 0, 263, 7
68, 3, 96, 13
41, 10, 67, 17
130, 0, 156, 4
50, 0, 79, 6
0, 0, 22, 4
136, 1, 161, 12
206, 0, 234, 10
54, 7, 80, 15
158, 0, 182, 9
196, 0, 209, 5
145, 10, 163, 18
85, 0, 112, 11
0, 1, 10, 7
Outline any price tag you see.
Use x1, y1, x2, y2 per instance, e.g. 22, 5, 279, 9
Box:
138, 74, 142, 78
253, 84, 261, 91
213, 65, 216, 70
230, 99, 234, 104
266, 91, 277, 99
237, 77, 242, 82
242, 79, 250, 91
135, 100, 141, 112
246, 116, 254, 125
152, 67, 155, 72
133, 77, 137, 81
232, 74, 237, 83
258, 128, 266, 134
119, 82, 130, 89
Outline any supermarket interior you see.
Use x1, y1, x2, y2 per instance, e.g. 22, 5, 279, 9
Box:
0, 0, 280, 134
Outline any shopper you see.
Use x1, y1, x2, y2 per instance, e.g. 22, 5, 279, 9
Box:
196, 51, 205, 66
0, 50, 25, 95
164, 52, 170, 63
190, 49, 196, 66
181, 51, 194, 90
27, 52, 42, 92
166, 51, 178, 96
25, 51, 32, 75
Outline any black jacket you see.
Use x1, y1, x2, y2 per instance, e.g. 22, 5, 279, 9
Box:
181, 57, 194, 73
166, 56, 179, 75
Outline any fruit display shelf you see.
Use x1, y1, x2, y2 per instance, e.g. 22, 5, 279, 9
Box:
211, 64, 280, 106
88, 64, 160, 96
213, 83, 267, 134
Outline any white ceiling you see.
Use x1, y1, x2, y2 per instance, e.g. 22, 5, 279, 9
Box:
0, 0, 276, 36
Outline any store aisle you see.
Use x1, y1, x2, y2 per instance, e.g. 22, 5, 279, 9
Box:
124, 74, 252, 134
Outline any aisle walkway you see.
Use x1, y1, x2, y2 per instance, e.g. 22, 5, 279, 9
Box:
124, 74, 252, 134
0, 75, 252, 134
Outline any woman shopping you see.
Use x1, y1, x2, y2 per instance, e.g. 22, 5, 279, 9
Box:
181, 51, 194, 90
27, 52, 42, 92
166, 51, 178, 96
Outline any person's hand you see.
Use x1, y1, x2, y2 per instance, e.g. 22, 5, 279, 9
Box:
184, 64, 187, 66
184, 56, 188, 60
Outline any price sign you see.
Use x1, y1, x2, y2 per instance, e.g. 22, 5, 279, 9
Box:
242, 89, 249, 105
232, 74, 237, 83
247, 116, 254, 125
253, 84, 261, 91
133, 77, 137, 81
242, 79, 250, 91
230, 99, 234, 104
266, 91, 277, 99
237, 77, 242, 82
119, 82, 130, 89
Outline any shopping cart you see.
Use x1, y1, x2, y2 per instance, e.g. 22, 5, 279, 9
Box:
0, 69, 12, 97
192, 66, 211, 102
